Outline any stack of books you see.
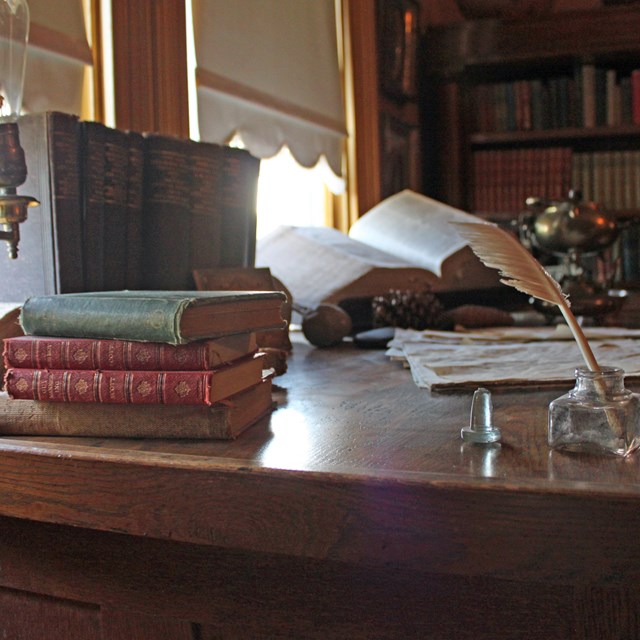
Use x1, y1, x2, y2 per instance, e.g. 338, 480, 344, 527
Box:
1, 290, 288, 439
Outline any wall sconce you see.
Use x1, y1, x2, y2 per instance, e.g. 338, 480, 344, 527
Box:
0, 0, 38, 259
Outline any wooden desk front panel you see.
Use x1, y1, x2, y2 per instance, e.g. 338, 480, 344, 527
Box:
0, 514, 615, 640
1, 337, 640, 638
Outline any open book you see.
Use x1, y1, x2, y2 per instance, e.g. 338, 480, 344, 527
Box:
255, 190, 500, 310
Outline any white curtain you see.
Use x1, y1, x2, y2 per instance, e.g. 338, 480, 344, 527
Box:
24, 0, 92, 114
191, 0, 346, 178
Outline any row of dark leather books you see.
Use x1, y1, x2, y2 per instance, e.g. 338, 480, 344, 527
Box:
1, 112, 260, 304
0, 290, 288, 439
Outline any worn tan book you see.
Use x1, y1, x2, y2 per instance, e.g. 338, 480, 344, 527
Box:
256, 190, 499, 310
0, 304, 24, 390
0, 378, 273, 439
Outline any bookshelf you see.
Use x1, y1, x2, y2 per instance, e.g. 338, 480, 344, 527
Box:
421, 4, 640, 223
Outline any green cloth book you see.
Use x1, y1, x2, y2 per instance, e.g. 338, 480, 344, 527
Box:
20, 290, 287, 345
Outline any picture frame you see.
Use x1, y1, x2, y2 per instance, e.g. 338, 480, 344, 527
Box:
377, 0, 420, 101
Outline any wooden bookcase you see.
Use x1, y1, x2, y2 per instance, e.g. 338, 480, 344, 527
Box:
421, 4, 640, 223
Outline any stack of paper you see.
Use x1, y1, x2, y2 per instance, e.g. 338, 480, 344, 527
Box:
388, 327, 640, 392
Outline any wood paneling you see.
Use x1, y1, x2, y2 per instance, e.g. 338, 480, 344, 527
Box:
111, 0, 188, 136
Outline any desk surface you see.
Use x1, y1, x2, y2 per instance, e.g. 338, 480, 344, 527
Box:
1, 333, 640, 588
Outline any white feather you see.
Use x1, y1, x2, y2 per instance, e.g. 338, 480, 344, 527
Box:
452, 220, 600, 371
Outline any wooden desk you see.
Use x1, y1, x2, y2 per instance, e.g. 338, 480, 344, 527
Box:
1, 335, 640, 638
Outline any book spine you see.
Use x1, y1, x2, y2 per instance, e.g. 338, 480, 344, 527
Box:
189, 140, 223, 270
582, 64, 597, 128
218, 147, 261, 267
125, 131, 146, 289
47, 112, 85, 293
19, 292, 286, 344
141, 134, 193, 289
4, 337, 215, 371
20, 294, 189, 344
81, 120, 106, 291
6, 368, 215, 405
102, 127, 130, 290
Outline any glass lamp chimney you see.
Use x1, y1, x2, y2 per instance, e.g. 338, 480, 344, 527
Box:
0, 0, 29, 120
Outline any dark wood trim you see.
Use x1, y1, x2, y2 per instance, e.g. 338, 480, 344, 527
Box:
111, 0, 188, 136
424, 5, 640, 78
346, 0, 381, 217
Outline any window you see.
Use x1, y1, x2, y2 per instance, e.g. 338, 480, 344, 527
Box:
187, 0, 347, 235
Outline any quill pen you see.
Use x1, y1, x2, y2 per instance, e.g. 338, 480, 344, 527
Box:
451, 220, 600, 371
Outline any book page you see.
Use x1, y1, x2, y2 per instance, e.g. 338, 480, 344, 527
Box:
348, 190, 479, 276
256, 225, 416, 308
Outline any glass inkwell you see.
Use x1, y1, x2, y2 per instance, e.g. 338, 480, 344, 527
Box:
548, 366, 640, 457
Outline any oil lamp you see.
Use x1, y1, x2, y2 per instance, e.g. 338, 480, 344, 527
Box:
0, 0, 38, 259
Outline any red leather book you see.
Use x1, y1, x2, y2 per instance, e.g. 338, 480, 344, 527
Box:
5, 353, 265, 405
4, 333, 257, 371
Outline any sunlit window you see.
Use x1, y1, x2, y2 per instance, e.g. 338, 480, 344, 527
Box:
185, 0, 345, 239
256, 147, 335, 239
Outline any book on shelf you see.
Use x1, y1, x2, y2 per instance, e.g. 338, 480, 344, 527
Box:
3, 332, 258, 371
469, 63, 640, 135
256, 190, 500, 311
19, 290, 287, 345
5, 352, 266, 405
0, 112, 84, 303
471, 147, 573, 215
0, 377, 274, 439
572, 149, 640, 211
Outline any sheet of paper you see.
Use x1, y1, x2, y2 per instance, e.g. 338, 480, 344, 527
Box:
400, 338, 640, 391
348, 190, 476, 276
389, 325, 640, 348
256, 225, 412, 309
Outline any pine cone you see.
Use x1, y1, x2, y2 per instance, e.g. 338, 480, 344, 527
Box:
372, 288, 446, 330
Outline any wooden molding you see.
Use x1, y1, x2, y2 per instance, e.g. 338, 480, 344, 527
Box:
111, 0, 188, 136
347, 0, 381, 217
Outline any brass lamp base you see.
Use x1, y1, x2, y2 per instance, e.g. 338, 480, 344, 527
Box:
0, 121, 39, 258
0, 190, 39, 258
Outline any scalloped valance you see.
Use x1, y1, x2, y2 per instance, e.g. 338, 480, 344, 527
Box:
191, 0, 346, 178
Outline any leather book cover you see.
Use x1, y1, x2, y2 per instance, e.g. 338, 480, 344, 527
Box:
141, 133, 193, 290
4, 332, 258, 371
0, 377, 273, 439
81, 120, 106, 291
5, 352, 266, 405
19, 290, 287, 344
125, 130, 145, 290
189, 139, 223, 271
218, 146, 261, 268
102, 126, 130, 290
